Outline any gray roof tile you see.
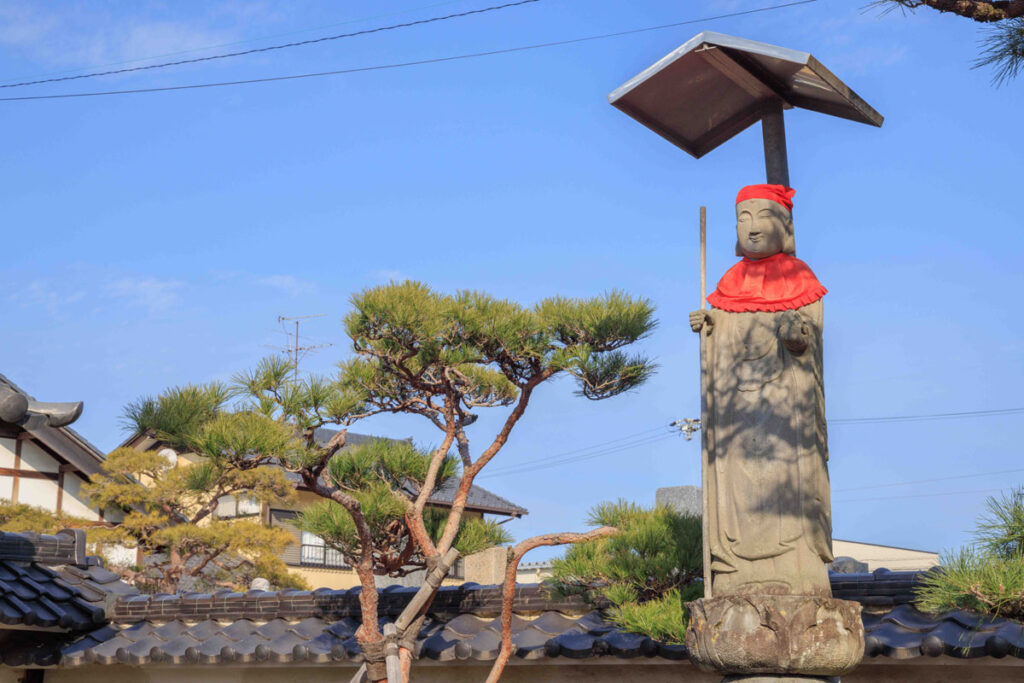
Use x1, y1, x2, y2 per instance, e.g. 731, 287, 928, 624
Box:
6, 570, 1024, 669
0, 532, 136, 631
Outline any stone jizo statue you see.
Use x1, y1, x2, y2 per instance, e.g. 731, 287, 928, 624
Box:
690, 184, 832, 598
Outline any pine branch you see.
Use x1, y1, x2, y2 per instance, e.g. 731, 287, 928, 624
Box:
874, 0, 1024, 20
484, 528, 619, 683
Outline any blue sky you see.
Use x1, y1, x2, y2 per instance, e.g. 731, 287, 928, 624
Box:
2, 0, 1022, 560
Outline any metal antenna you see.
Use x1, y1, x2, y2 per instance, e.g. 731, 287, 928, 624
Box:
275, 314, 333, 382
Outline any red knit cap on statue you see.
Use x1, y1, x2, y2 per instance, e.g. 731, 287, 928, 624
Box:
735, 184, 796, 213
706, 183, 825, 312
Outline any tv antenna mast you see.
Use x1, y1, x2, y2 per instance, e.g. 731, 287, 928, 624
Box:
274, 314, 333, 382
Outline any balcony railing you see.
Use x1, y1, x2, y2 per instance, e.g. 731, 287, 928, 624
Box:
299, 544, 350, 569
297, 544, 465, 578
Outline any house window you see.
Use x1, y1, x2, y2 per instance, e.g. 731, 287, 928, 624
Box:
215, 495, 261, 519
300, 531, 349, 569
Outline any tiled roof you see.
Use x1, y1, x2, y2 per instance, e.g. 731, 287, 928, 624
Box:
863, 604, 1024, 659
0, 373, 106, 475
107, 583, 579, 624
0, 531, 136, 632
415, 478, 528, 517
28, 604, 685, 667
308, 428, 528, 517
4, 570, 1024, 669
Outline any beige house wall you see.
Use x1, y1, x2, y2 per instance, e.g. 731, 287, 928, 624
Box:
833, 539, 938, 571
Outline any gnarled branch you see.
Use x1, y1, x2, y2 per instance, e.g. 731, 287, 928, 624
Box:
483, 527, 619, 683
878, 0, 1024, 20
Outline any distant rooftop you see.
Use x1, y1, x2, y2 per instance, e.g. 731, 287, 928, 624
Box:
308, 428, 528, 518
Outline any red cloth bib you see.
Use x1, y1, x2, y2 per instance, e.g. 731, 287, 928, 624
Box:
707, 253, 826, 313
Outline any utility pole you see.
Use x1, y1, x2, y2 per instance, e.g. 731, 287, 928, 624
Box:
274, 314, 332, 383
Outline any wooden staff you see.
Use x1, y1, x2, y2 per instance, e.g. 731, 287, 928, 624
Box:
699, 206, 712, 598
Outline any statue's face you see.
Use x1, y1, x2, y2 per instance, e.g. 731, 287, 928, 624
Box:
735, 198, 791, 259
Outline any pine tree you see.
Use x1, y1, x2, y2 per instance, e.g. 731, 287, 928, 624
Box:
873, 0, 1024, 83
0, 500, 93, 534
236, 281, 656, 682
120, 282, 654, 681
89, 384, 305, 593
550, 500, 704, 644
916, 487, 1024, 619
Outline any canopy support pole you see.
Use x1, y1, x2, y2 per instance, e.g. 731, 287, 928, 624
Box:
761, 102, 790, 187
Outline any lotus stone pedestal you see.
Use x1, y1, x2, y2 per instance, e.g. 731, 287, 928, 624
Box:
685, 595, 864, 681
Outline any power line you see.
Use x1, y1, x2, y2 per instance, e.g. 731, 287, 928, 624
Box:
481, 425, 667, 472
0, 0, 540, 90
0, 0, 819, 102
834, 487, 1010, 504
481, 431, 675, 479
834, 466, 1024, 493
480, 402, 1024, 479
830, 407, 1024, 425
0, 0, 474, 85
481, 430, 671, 479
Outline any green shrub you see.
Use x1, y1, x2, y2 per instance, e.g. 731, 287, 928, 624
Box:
916, 488, 1024, 620
550, 500, 702, 643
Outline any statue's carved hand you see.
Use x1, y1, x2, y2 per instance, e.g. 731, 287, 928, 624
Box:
689, 310, 713, 334
779, 311, 809, 354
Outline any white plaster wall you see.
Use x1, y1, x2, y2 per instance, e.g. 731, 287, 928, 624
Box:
19, 441, 59, 473
0, 437, 15, 500
62, 473, 100, 521
0, 438, 15, 468
102, 544, 138, 567
833, 539, 939, 571
19, 477, 58, 511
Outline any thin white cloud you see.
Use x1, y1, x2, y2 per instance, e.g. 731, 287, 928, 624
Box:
107, 277, 183, 313
15, 280, 87, 317
373, 269, 410, 282
257, 275, 317, 297
0, 1, 258, 72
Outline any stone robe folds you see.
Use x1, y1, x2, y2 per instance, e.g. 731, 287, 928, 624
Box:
701, 299, 833, 597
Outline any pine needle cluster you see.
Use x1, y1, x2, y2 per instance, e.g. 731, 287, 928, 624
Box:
295, 439, 510, 573
550, 501, 703, 644
917, 488, 1024, 620
0, 500, 94, 534
89, 385, 305, 593
871, 0, 1024, 84
99, 280, 654, 679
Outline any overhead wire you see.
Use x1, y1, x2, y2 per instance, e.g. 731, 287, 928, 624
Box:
0, 0, 820, 102
0, 0, 541, 90
0, 0, 474, 85
481, 404, 1024, 480
480, 431, 675, 479
834, 487, 1009, 503
481, 425, 668, 473
833, 466, 1024, 493
830, 406, 1024, 425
